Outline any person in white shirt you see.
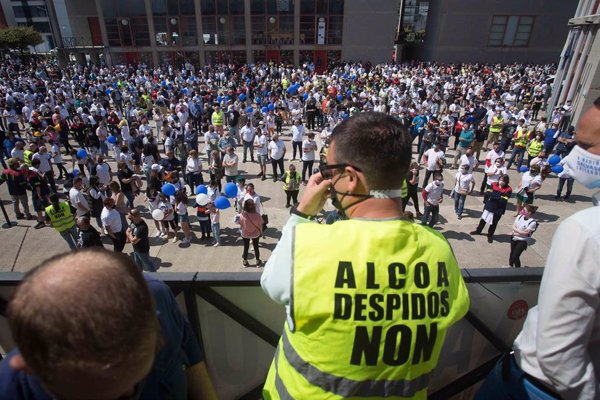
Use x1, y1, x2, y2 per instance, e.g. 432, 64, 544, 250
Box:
222, 146, 239, 183
422, 142, 445, 187
185, 150, 203, 192
243, 183, 263, 216
453, 164, 475, 219
95, 156, 112, 187
480, 143, 505, 192
69, 177, 90, 218
516, 164, 543, 216
459, 148, 478, 173
268, 133, 286, 182
421, 172, 444, 227
508, 204, 538, 268
100, 197, 126, 252
11, 141, 24, 161
240, 120, 255, 162
301, 132, 317, 184
32, 146, 56, 192
291, 119, 305, 160
50, 140, 68, 180
485, 157, 507, 188
254, 128, 268, 180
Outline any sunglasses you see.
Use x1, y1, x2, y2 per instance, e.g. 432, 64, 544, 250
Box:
319, 163, 362, 180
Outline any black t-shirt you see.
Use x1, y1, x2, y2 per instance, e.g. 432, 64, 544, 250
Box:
117, 168, 134, 193
78, 227, 104, 248
228, 110, 240, 127
130, 220, 150, 253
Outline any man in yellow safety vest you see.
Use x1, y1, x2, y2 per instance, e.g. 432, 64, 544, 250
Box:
211, 104, 224, 135
261, 112, 470, 399
45, 192, 78, 250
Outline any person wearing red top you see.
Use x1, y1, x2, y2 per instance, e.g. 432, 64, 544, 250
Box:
238, 198, 263, 268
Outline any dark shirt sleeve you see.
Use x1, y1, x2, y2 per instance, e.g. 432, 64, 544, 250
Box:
135, 223, 148, 240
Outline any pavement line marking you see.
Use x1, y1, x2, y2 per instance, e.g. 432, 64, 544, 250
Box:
11, 226, 28, 272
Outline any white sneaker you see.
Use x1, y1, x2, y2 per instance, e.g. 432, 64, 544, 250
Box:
172, 236, 178, 243
213, 242, 220, 247
154, 231, 162, 238
159, 233, 168, 239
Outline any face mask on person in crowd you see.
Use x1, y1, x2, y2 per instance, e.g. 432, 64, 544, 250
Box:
562, 145, 600, 189
434, 179, 442, 185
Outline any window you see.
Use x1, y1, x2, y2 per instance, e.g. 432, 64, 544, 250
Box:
18, 22, 51, 34
488, 15, 534, 47
13, 5, 49, 18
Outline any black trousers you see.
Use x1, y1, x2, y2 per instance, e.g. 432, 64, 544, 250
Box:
292, 141, 302, 159
402, 188, 421, 214
306, 112, 316, 130
475, 213, 502, 238
111, 230, 127, 252
509, 239, 528, 268
285, 190, 299, 206
271, 157, 284, 179
302, 160, 314, 182
242, 237, 260, 261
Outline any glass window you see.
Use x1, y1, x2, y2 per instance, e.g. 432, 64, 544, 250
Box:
300, 15, 314, 44
201, 0, 216, 14
254, 50, 266, 63
252, 15, 265, 44
154, 17, 169, 45
488, 15, 534, 47
152, 0, 167, 15
300, 0, 314, 14
132, 17, 150, 46
13, 5, 49, 18
329, 0, 344, 14
231, 15, 246, 45
251, 0, 265, 14
327, 15, 343, 44
202, 15, 217, 45
217, 0, 228, 14
101, 0, 117, 19
229, 0, 244, 14
180, 0, 195, 14
182, 17, 197, 45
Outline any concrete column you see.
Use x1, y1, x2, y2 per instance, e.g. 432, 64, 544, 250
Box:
567, 28, 594, 102
94, 0, 112, 66
558, 29, 586, 105
194, 0, 205, 66
293, 0, 300, 65
244, 0, 253, 64
548, 29, 574, 113
143, 0, 159, 66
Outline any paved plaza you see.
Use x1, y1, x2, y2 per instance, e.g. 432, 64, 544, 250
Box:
0, 125, 595, 273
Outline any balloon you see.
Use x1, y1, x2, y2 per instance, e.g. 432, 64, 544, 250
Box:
303, 93, 309, 100
261, 106, 268, 113
337, 94, 343, 102
162, 183, 176, 196
161, 80, 167, 87
152, 209, 165, 221
342, 73, 348, 79
217, 96, 222, 103
105, 88, 112, 95
195, 185, 208, 195
107, 136, 117, 145
551, 165, 564, 174
268, 103, 275, 111
195, 193, 209, 206
214, 196, 231, 210
256, 97, 261, 104
342, 113, 350, 119
239, 93, 246, 101
72, 169, 79, 177
247, 107, 253, 113
224, 182, 238, 198
225, 95, 230, 101
182, 88, 188, 94
112, 82, 118, 88
548, 155, 561, 166
76, 149, 88, 159
346, 90, 352, 96
519, 166, 529, 173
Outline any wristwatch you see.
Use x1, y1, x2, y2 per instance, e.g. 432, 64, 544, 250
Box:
290, 206, 317, 221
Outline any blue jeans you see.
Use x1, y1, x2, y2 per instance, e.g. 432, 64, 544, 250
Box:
507, 147, 526, 170
133, 251, 156, 272
99, 141, 109, 157
454, 193, 467, 216
421, 204, 439, 227
59, 226, 79, 250
243, 140, 254, 161
211, 222, 221, 244
476, 354, 559, 400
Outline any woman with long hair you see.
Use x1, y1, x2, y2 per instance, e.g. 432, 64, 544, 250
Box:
238, 198, 263, 267
186, 149, 203, 193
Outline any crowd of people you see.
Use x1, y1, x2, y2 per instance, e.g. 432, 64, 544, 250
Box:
0, 56, 581, 269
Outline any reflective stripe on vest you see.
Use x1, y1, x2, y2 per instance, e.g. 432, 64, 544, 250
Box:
23, 150, 33, 166
45, 202, 75, 232
263, 220, 470, 399
212, 111, 224, 125
515, 130, 528, 147
527, 140, 543, 156
401, 180, 408, 199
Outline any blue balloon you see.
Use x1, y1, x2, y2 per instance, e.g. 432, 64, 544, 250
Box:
224, 182, 238, 198
551, 165, 564, 174
189, 76, 195, 81
112, 82, 118, 88
214, 195, 231, 210
247, 107, 253, 113
268, 103, 275, 111
239, 93, 246, 101
256, 97, 261, 104
195, 185, 208, 195
105, 88, 112, 95
72, 169, 79, 177
303, 93, 309, 100
261, 106, 268, 113
519, 166, 529, 173
337, 94, 343, 102
225, 95, 230, 101
182, 88, 188, 94
342, 73, 348, 79
346, 90, 352, 96
548, 155, 561, 166
343, 113, 350, 119
161, 80, 167, 87
107, 136, 117, 145
217, 96, 222, 103
162, 183, 176, 197
76, 149, 88, 159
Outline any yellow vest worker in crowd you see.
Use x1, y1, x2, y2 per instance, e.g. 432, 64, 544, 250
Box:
261, 112, 470, 399
45, 193, 78, 250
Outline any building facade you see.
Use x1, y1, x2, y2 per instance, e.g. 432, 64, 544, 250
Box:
413, 0, 578, 64
549, 0, 600, 125
2, 0, 400, 67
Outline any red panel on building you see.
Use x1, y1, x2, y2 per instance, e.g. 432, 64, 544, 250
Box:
88, 17, 102, 46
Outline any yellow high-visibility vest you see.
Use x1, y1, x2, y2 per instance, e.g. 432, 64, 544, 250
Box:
282, 171, 300, 191
212, 110, 224, 126
45, 202, 75, 232
264, 219, 470, 399
527, 140, 543, 157
401, 180, 408, 199
490, 116, 503, 133
514, 129, 528, 148
23, 150, 34, 166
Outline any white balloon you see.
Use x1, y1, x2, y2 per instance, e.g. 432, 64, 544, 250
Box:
196, 193, 209, 206
152, 209, 165, 221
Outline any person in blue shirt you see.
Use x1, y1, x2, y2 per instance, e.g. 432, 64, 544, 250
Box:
543, 122, 559, 154
0, 249, 217, 400
453, 122, 475, 168
411, 111, 427, 148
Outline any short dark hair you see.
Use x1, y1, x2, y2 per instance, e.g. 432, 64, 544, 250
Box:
330, 112, 412, 189
8, 250, 157, 386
